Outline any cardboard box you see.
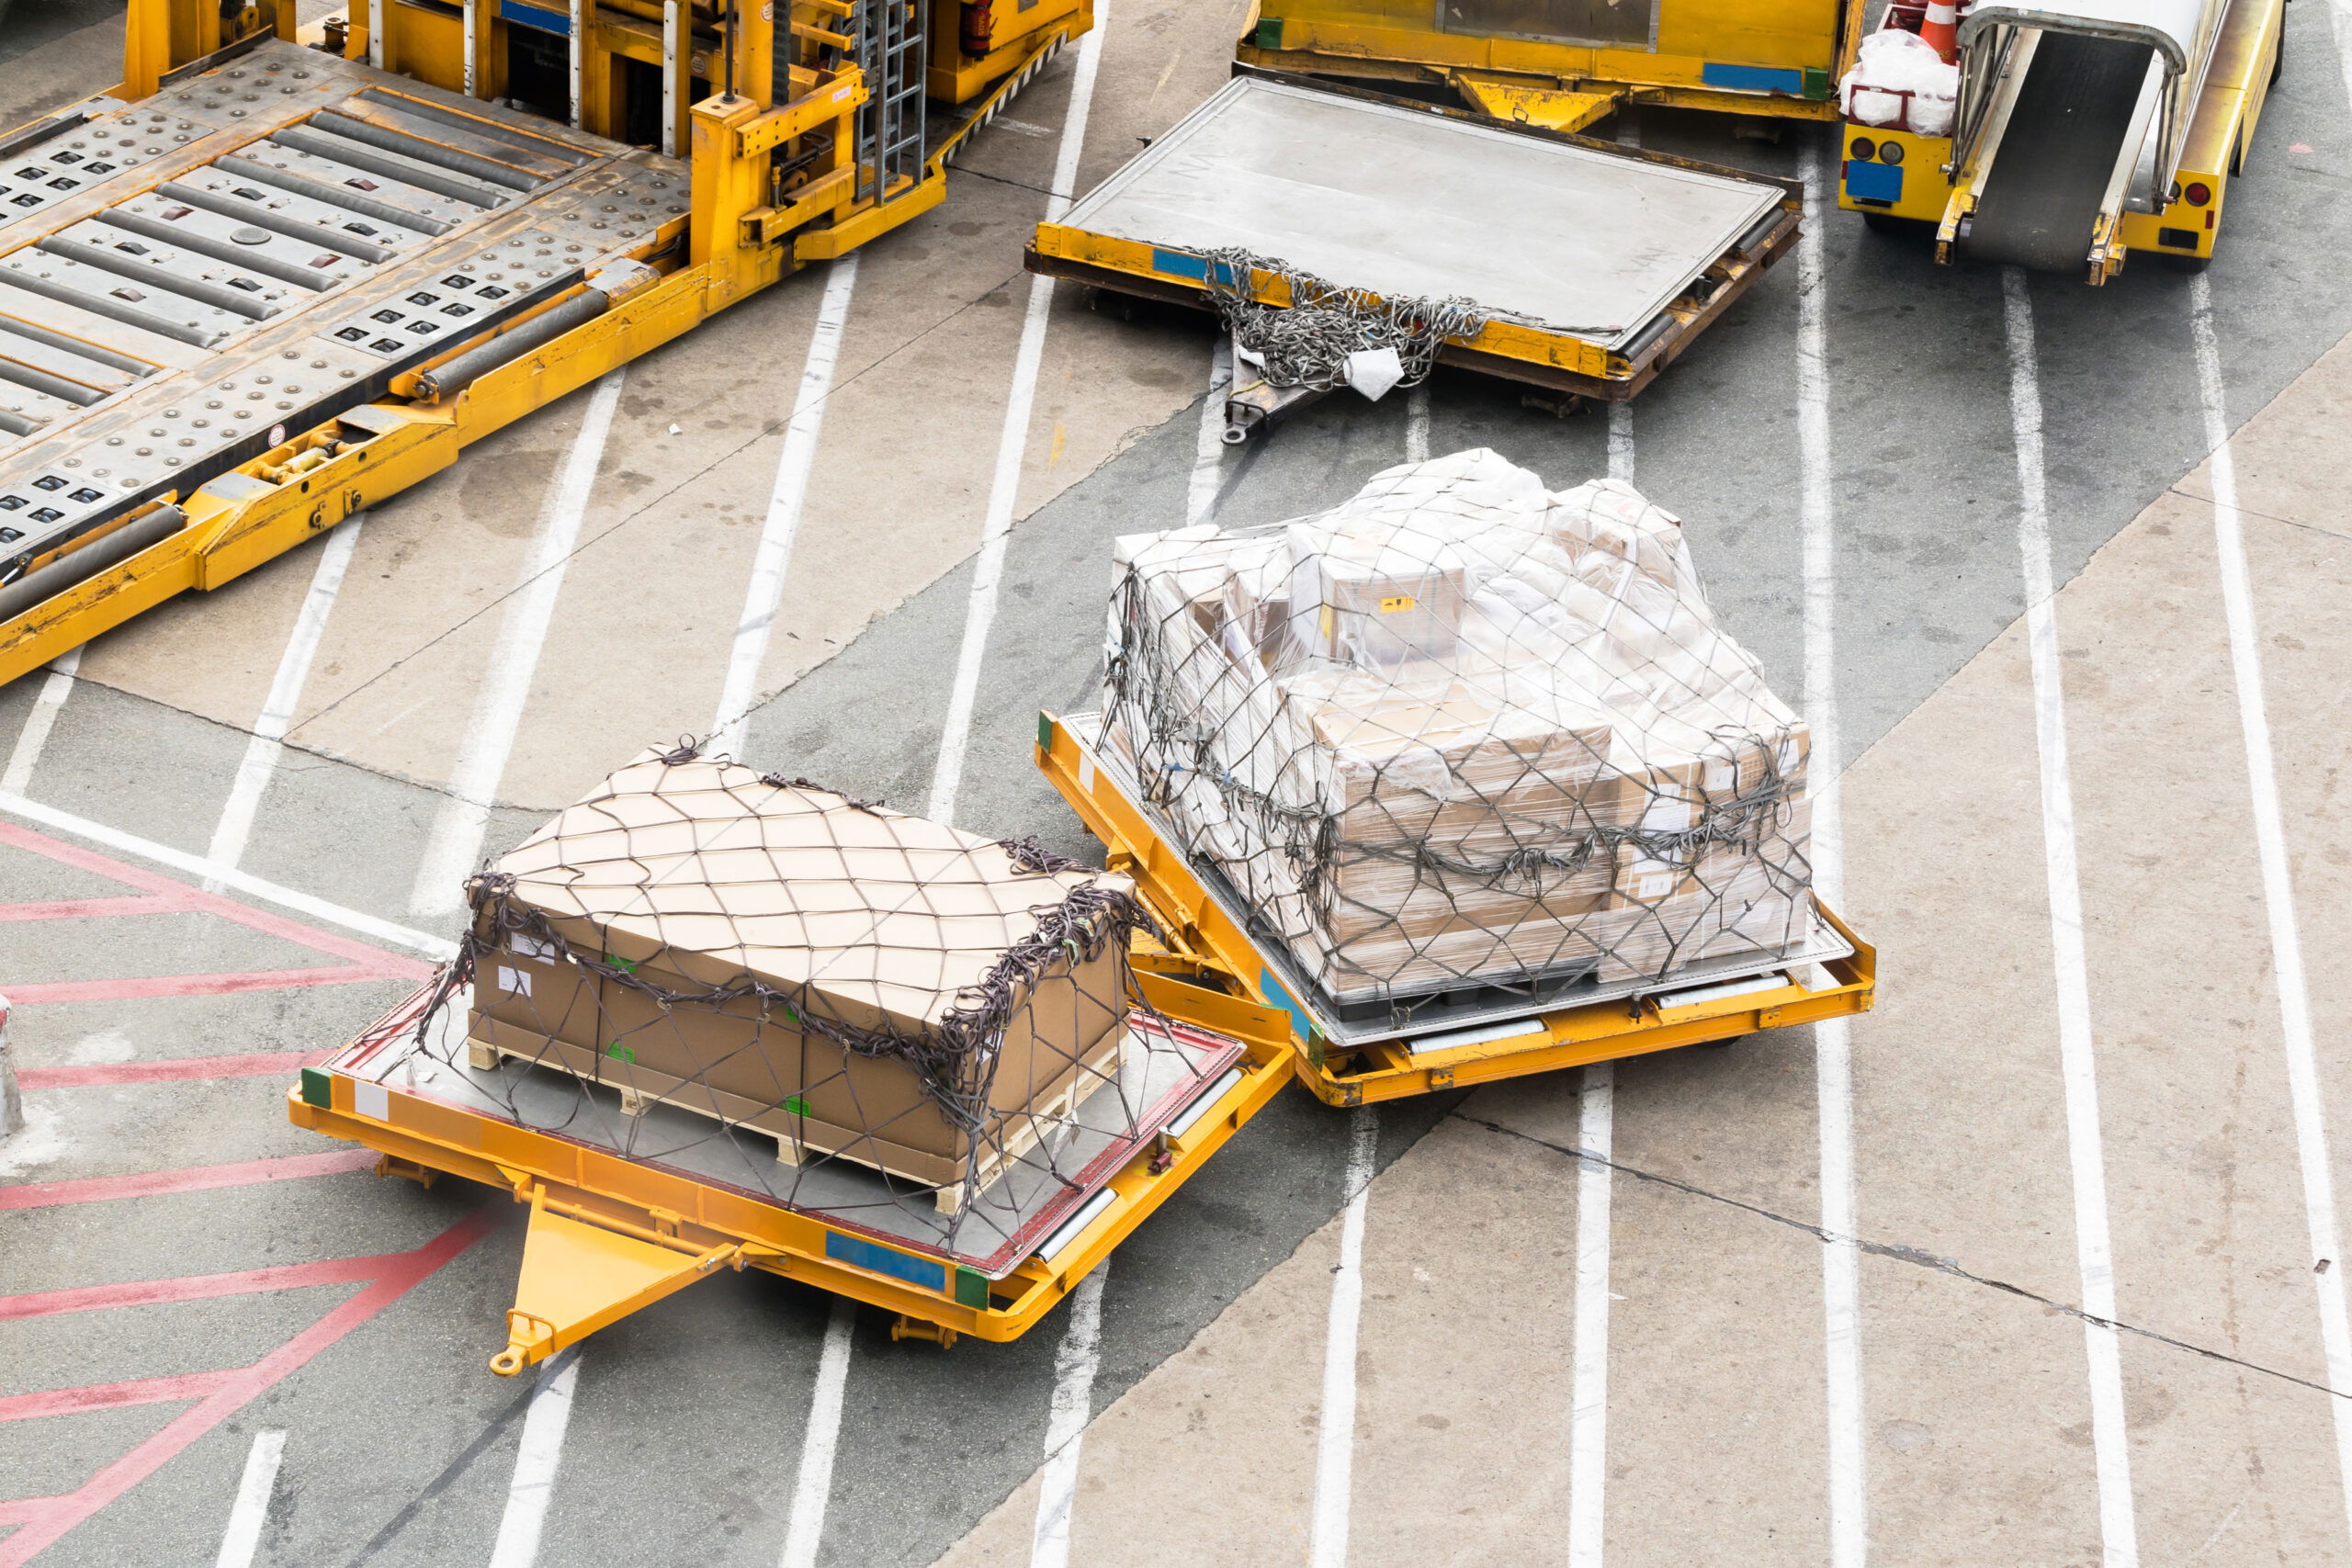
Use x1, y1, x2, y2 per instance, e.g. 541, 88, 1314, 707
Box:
463, 752, 1135, 1188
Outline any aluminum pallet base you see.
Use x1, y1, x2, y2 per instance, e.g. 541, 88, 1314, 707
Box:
0, 40, 687, 581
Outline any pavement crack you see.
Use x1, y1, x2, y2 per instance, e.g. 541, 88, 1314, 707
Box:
1462, 1111, 2349, 1403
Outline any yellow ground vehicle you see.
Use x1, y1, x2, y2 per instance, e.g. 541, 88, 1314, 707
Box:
1037, 711, 1876, 1108
0, 0, 1087, 688
292, 955, 1295, 1361
1238, 0, 1867, 133
1838, 0, 2282, 277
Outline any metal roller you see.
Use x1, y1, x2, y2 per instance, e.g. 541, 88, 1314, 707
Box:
0, 507, 187, 623
1962, 31, 2154, 274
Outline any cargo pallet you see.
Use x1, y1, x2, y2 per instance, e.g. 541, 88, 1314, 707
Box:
290, 964, 1294, 1366
1036, 710, 1877, 1108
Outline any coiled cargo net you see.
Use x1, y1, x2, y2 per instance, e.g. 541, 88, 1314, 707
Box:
1100, 449, 1814, 1021
387, 747, 1233, 1258
1195, 245, 1489, 393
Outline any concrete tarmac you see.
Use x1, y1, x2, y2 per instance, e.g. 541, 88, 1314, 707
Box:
6, 1, 2352, 1565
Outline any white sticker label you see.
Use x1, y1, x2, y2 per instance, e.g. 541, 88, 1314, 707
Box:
268, 423, 286, 448
354, 1079, 390, 1122
512, 933, 558, 961
1078, 753, 1095, 793
497, 964, 532, 997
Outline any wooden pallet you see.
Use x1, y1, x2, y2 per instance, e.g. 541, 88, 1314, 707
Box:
467, 1021, 1126, 1214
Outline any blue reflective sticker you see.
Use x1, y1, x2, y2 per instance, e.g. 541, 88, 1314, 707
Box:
1702, 62, 1804, 94
500, 0, 572, 35
824, 1230, 947, 1292
1150, 249, 1240, 287
1259, 966, 1313, 1045
1845, 160, 1904, 204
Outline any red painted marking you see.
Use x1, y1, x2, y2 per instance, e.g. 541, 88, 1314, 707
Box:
0, 821, 433, 1005
0, 894, 191, 922
6, 967, 397, 1006
0, 1251, 384, 1321
16, 1051, 319, 1092
0, 1211, 493, 1568
0, 1370, 234, 1424
0, 1149, 378, 1212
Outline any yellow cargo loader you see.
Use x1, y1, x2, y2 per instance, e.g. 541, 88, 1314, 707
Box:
0, 0, 1087, 688
1238, 0, 1867, 134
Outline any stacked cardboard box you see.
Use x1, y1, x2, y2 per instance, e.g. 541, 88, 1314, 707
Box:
464, 750, 1136, 1199
1102, 450, 1811, 1005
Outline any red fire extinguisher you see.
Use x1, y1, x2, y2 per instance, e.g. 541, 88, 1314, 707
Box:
961, 0, 993, 57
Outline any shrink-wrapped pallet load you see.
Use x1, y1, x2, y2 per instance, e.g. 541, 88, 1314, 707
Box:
1102, 449, 1811, 1009
449, 747, 1149, 1211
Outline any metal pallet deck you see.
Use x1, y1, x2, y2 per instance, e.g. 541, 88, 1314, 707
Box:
0, 39, 685, 586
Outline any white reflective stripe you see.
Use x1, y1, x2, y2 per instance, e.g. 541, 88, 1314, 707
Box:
1403, 1016, 1544, 1055
1165, 1066, 1244, 1139
1035, 1188, 1116, 1265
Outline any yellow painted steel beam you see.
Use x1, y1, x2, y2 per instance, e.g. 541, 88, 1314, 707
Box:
1451, 70, 1623, 134
1035, 711, 1876, 1107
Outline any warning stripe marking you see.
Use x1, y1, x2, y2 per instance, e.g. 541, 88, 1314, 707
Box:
0, 1149, 379, 1212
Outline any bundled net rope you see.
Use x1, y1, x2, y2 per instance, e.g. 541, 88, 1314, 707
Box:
1100, 448, 1814, 1019
1195, 245, 1488, 393
393, 746, 1223, 1253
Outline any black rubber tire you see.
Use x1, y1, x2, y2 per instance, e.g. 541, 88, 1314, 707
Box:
1861, 210, 1929, 238
2160, 254, 2212, 275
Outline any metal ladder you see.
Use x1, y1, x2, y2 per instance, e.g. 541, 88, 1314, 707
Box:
852, 0, 927, 201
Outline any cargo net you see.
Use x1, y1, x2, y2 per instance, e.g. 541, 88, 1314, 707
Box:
1196, 245, 1488, 396
396, 747, 1222, 1258
1101, 448, 1814, 1021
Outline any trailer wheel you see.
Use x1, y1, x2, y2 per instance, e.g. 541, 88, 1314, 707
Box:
1861, 211, 1930, 239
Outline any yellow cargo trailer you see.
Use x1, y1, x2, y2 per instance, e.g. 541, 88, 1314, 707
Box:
1238, 0, 1866, 133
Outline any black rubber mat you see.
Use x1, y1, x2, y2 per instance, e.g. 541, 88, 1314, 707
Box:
1965, 30, 2154, 273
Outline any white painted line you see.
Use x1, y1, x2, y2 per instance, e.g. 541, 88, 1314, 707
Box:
2332, 0, 2352, 119
1186, 337, 1233, 526
1, 647, 81, 797
208, 516, 366, 881
0, 787, 458, 958
212, 1427, 286, 1568
1404, 382, 1430, 465
925, 8, 1109, 824
777, 1297, 857, 1568
1798, 141, 1866, 1568
1028, 1262, 1111, 1568
1307, 1105, 1375, 1568
487, 1348, 581, 1568
2188, 273, 2352, 1537
1566, 1064, 1613, 1568
409, 368, 627, 916
710, 257, 862, 761
2000, 266, 2139, 1568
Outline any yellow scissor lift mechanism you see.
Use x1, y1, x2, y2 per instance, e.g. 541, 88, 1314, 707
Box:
1237, 0, 1869, 134
0, 0, 1088, 689
1036, 711, 1876, 1107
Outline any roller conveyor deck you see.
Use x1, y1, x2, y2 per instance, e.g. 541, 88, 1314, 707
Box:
1964, 30, 2154, 272
0, 39, 687, 589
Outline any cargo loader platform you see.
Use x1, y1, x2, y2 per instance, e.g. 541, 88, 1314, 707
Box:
1024, 73, 1801, 437
1038, 710, 1876, 1108
289, 966, 1295, 1364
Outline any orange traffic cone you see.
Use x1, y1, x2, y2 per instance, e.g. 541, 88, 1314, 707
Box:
1920, 0, 1959, 62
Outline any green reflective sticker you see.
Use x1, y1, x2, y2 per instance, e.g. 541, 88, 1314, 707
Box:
299, 1066, 334, 1109
955, 1267, 989, 1310
605, 1043, 637, 1064
605, 953, 639, 974
1036, 711, 1055, 750
784, 1095, 810, 1117
1253, 15, 1283, 49
1801, 65, 1833, 99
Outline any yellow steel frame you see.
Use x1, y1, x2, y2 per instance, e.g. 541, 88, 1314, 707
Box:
289, 966, 1295, 1366
1838, 0, 2282, 278
1035, 712, 1876, 1108
1237, 0, 1866, 130
0, 0, 1087, 689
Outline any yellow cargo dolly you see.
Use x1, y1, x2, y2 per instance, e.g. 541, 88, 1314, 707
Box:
1238, 0, 1869, 135
0, 0, 1087, 688
290, 963, 1295, 1367
1037, 711, 1876, 1108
